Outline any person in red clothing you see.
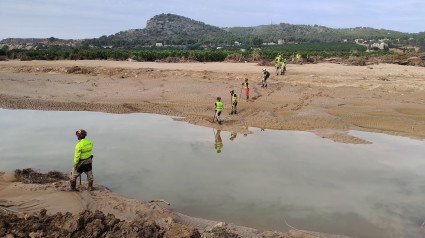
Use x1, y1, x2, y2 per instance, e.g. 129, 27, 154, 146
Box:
242, 78, 249, 100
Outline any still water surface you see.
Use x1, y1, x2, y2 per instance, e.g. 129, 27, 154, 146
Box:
1, 109, 425, 238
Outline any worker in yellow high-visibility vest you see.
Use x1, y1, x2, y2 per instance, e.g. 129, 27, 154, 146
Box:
242, 78, 249, 100
230, 89, 238, 114
281, 58, 286, 75
214, 97, 223, 124
275, 55, 282, 75
69, 129, 94, 191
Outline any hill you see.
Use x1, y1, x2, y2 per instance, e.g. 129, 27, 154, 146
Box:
225, 24, 412, 44
79, 14, 423, 50
1, 13, 424, 51
81, 14, 233, 49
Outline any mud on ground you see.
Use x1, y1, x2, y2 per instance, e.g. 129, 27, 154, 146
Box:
1, 170, 353, 238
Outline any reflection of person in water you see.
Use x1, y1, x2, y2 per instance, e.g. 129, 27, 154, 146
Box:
229, 132, 237, 141
214, 130, 223, 153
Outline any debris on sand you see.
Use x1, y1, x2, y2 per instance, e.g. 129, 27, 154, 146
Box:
0, 209, 198, 238
1, 169, 355, 237
14, 168, 69, 184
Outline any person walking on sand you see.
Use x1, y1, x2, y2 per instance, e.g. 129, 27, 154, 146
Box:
214, 97, 223, 124
69, 129, 94, 191
242, 78, 249, 100
275, 54, 281, 75
262, 68, 270, 88
281, 58, 286, 75
230, 89, 238, 114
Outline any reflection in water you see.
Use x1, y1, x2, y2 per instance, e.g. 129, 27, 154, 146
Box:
1, 109, 425, 238
214, 129, 223, 153
229, 132, 237, 141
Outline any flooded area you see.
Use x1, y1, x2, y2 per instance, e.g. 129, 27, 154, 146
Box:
1, 109, 425, 238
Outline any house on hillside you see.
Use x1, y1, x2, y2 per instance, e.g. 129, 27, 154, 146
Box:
371, 42, 388, 50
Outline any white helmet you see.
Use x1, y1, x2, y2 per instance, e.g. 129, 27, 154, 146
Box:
262, 67, 266, 71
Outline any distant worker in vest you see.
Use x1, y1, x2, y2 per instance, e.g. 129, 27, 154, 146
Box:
275, 54, 282, 75
214, 97, 223, 124
214, 129, 223, 153
296, 53, 301, 63
262, 68, 270, 88
69, 129, 94, 191
230, 89, 238, 114
242, 78, 249, 100
281, 58, 286, 75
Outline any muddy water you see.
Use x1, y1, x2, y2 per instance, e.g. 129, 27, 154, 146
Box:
1, 109, 424, 238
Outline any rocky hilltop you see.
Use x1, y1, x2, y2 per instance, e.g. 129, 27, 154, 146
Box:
107, 13, 230, 44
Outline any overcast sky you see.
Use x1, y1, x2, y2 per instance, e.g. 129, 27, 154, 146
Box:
1, 0, 424, 40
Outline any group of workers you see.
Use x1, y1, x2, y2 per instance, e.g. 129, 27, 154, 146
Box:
69, 55, 293, 189
214, 66, 273, 125
275, 54, 287, 76
213, 77, 250, 125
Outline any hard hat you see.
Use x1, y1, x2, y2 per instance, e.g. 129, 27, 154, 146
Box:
262, 67, 266, 71
76, 129, 87, 138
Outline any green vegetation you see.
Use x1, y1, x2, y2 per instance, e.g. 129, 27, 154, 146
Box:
2, 42, 396, 62
259, 43, 379, 58
3, 49, 249, 62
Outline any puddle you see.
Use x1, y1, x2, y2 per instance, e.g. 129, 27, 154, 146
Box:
1, 109, 424, 238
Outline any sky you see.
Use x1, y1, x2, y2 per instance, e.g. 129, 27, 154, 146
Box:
1, 0, 424, 40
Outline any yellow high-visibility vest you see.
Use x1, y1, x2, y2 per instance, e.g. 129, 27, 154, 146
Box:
216, 101, 223, 111
74, 138, 93, 166
232, 94, 238, 102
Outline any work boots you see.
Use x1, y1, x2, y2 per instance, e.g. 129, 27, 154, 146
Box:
69, 181, 78, 191
88, 181, 94, 191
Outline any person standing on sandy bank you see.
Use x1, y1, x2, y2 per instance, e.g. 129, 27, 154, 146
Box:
214, 97, 223, 124
69, 129, 94, 191
230, 89, 238, 114
262, 68, 270, 88
242, 78, 249, 100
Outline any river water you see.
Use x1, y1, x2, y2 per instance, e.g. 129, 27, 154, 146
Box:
1, 109, 424, 238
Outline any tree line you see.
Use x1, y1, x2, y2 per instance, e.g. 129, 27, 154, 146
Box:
0, 43, 396, 62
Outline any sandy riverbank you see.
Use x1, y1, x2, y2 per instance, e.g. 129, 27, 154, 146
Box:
0, 169, 352, 238
1, 60, 425, 144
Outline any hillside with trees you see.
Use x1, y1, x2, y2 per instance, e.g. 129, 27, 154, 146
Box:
1, 13, 424, 52
80, 14, 234, 49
